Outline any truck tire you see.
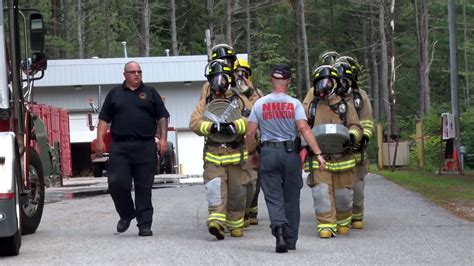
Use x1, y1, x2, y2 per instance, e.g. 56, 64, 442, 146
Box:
169, 151, 176, 174
92, 162, 103, 177
0, 164, 22, 256
159, 155, 167, 174
164, 155, 173, 174
159, 152, 172, 174
0, 229, 21, 256
20, 148, 45, 235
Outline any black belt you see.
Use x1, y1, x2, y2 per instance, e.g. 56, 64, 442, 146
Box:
261, 141, 289, 147
113, 136, 154, 142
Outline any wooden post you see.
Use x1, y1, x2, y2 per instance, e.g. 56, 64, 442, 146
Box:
416, 119, 425, 169
377, 123, 384, 170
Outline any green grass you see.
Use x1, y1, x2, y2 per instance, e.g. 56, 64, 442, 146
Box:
373, 169, 474, 202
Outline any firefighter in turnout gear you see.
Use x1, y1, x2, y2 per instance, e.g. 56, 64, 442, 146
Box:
190, 59, 252, 240
302, 65, 363, 238
334, 57, 375, 229
200, 44, 239, 101
233, 58, 264, 227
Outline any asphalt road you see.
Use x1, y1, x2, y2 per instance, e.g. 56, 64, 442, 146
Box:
2, 174, 473, 265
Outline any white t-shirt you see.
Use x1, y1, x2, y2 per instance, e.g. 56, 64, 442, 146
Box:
249, 92, 307, 142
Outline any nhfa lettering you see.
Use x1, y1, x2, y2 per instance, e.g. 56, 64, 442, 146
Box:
262, 102, 295, 120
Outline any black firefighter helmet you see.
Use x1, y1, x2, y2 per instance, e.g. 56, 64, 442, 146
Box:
205, 59, 234, 95
312, 65, 340, 99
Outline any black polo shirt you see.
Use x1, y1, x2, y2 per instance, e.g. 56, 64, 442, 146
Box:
99, 82, 170, 141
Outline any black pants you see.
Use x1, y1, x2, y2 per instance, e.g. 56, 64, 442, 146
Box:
260, 143, 303, 246
107, 139, 157, 227
250, 169, 261, 211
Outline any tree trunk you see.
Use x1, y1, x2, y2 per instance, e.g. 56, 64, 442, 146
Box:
139, 0, 150, 57
415, 0, 430, 115
77, 0, 84, 59
103, 0, 111, 57
314, 0, 320, 43
170, 0, 178, 55
370, 2, 380, 121
246, 0, 251, 63
463, 0, 470, 109
378, 0, 390, 125
83, 0, 91, 58
300, 0, 310, 94
207, 0, 215, 46
63, 0, 70, 58
362, 9, 372, 99
388, 0, 398, 136
371, 44, 380, 120
329, 0, 335, 44
292, 0, 303, 99
51, 0, 61, 58
225, 0, 233, 45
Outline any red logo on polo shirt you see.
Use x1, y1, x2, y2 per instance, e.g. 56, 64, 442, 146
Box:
262, 102, 295, 120
139, 92, 147, 100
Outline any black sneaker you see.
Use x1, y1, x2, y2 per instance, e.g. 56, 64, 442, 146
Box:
117, 218, 132, 233
288, 243, 296, 250
138, 225, 153, 237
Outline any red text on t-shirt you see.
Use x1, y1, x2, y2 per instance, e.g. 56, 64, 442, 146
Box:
262, 102, 295, 120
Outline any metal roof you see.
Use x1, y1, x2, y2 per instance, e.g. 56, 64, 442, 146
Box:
34, 54, 247, 87
31, 54, 249, 142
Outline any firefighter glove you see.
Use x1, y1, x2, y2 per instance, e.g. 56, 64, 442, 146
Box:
350, 133, 356, 146
353, 135, 368, 150
345, 133, 357, 149
361, 135, 369, 146
210, 123, 219, 134
219, 122, 236, 135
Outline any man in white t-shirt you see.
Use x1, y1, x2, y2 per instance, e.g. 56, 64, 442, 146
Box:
246, 64, 326, 253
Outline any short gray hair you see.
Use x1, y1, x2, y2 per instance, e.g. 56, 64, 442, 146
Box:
124, 61, 140, 71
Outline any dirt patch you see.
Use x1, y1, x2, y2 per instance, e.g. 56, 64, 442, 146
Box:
436, 200, 474, 222
434, 172, 474, 221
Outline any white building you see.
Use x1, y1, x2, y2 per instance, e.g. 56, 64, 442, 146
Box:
33, 55, 246, 175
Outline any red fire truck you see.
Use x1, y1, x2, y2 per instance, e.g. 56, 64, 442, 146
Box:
0, 0, 52, 256
87, 101, 176, 177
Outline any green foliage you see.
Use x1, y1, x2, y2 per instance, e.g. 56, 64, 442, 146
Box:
406, 113, 439, 171
460, 108, 474, 168
12, 0, 474, 135
365, 136, 378, 162
250, 5, 293, 94
410, 133, 442, 172
407, 107, 474, 171
376, 169, 474, 201
44, 35, 74, 57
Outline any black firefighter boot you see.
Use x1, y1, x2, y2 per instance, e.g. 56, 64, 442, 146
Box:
273, 226, 288, 253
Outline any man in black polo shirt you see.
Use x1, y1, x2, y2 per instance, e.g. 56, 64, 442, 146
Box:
97, 61, 170, 237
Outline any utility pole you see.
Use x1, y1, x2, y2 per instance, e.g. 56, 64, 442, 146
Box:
448, 0, 462, 172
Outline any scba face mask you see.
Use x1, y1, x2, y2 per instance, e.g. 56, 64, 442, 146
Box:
337, 78, 352, 96
235, 68, 250, 80
314, 78, 334, 98
209, 73, 230, 95
222, 57, 236, 69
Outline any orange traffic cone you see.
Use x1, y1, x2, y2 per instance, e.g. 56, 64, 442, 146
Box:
452, 149, 460, 171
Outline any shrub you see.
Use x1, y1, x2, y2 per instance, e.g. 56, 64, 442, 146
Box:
407, 107, 474, 171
